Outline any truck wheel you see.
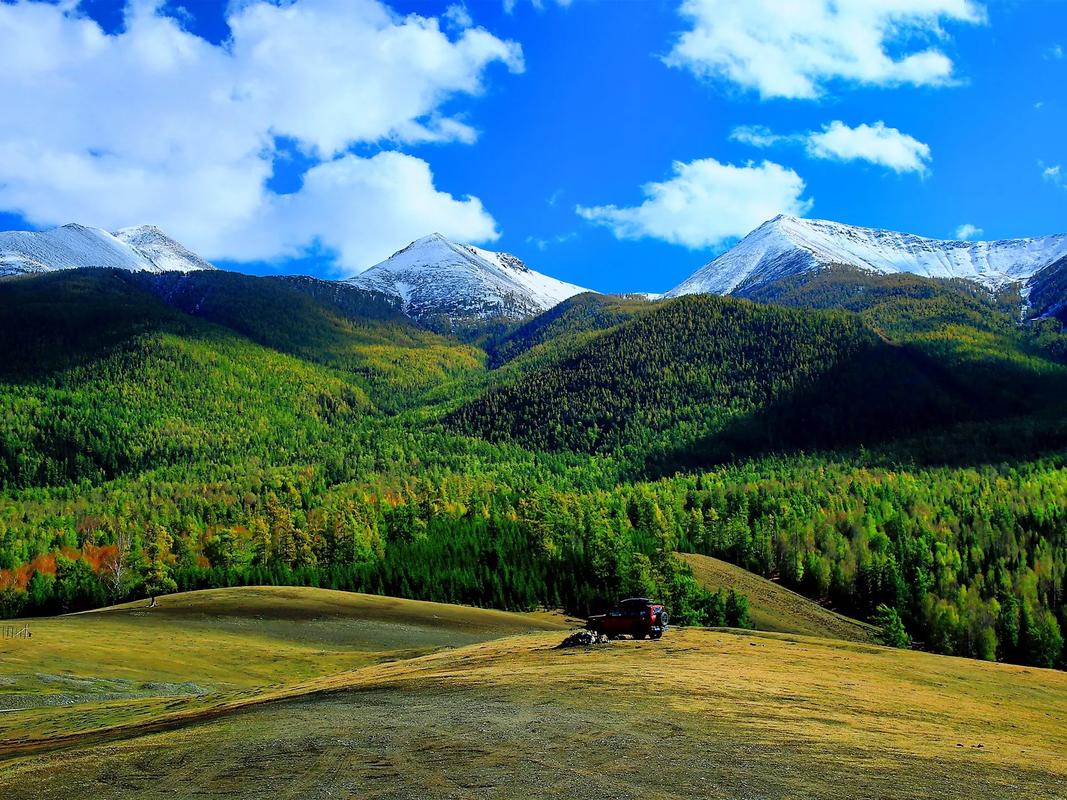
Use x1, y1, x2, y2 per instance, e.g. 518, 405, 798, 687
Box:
651, 629, 663, 640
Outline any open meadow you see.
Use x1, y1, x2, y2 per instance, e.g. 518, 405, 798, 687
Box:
1, 587, 1064, 799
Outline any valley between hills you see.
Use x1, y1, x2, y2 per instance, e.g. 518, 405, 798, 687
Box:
1, 214, 1066, 797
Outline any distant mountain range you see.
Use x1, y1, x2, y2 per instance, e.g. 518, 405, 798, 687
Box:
4, 216, 1067, 324
666, 215, 1067, 316
0, 223, 215, 277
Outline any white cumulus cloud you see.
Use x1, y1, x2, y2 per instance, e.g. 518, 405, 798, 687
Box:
576, 157, 812, 249
0, 0, 523, 274
954, 223, 983, 240
805, 121, 932, 174
732, 120, 931, 174
665, 0, 984, 100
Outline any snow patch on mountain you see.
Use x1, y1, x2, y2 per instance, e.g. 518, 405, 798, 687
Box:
667, 215, 1067, 297
0, 223, 215, 277
113, 225, 216, 273
347, 233, 592, 324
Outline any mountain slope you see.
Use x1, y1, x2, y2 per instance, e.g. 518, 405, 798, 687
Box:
486, 292, 657, 368
134, 270, 484, 408
0, 223, 215, 277
678, 553, 877, 642
347, 233, 591, 329
0, 268, 486, 486
447, 294, 980, 469
668, 215, 1067, 298
112, 225, 216, 273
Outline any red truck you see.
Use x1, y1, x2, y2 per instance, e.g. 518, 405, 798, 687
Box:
586, 598, 669, 640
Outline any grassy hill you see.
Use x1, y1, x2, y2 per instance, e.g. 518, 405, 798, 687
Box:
679, 552, 877, 642
0, 586, 569, 746
1, 598, 1064, 799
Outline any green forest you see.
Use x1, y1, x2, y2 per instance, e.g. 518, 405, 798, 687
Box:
0, 268, 1064, 669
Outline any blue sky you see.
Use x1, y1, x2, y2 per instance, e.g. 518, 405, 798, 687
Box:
0, 0, 1064, 293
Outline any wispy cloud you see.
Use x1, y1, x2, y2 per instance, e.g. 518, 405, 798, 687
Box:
504, 0, 574, 13
732, 121, 932, 175
1045, 44, 1064, 60
526, 232, 577, 250
955, 223, 983, 240
1043, 163, 1064, 189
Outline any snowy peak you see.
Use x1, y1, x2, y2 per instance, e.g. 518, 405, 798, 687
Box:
348, 234, 592, 325
0, 223, 215, 278
667, 216, 1067, 297
113, 225, 216, 273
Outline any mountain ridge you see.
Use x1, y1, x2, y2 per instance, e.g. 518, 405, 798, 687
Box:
4, 216, 1067, 326
0, 223, 216, 277
667, 215, 1067, 302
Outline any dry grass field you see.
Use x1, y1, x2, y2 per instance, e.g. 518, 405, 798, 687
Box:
0, 586, 569, 746
1, 587, 1065, 799
680, 551, 879, 642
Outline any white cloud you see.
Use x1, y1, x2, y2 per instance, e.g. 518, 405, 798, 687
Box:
954, 223, 983, 240
729, 125, 791, 148
0, 0, 523, 274
443, 3, 473, 31
576, 157, 812, 249
504, 0, 574, 13
229, 151, 500, 270
665, 0, 984, 99
1043, 164, 1064, 188
1046, 44, 1064, 60
525, 232, 576, 251
805, 121, 931, 174
732, 120, 931, 174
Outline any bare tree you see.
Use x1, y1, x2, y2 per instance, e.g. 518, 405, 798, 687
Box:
102, 529, 132, 603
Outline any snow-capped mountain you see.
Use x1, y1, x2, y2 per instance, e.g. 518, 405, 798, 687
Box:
112, 225, 216, 273
0, 223, 215, 277
667, 215, 1067, 298
347, 233, 592, 325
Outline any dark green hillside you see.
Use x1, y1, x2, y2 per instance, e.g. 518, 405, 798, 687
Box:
1026, 257, 1067, 323
737, 264, 1037, 341
447, 294, 973, 467
741, 266, 1067, 406
487, 292, 656, 367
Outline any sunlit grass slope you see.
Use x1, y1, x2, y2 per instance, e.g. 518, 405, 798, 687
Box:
2, 627, 1065, 799
679, 551, 878, 642
0, 586, 569, 746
